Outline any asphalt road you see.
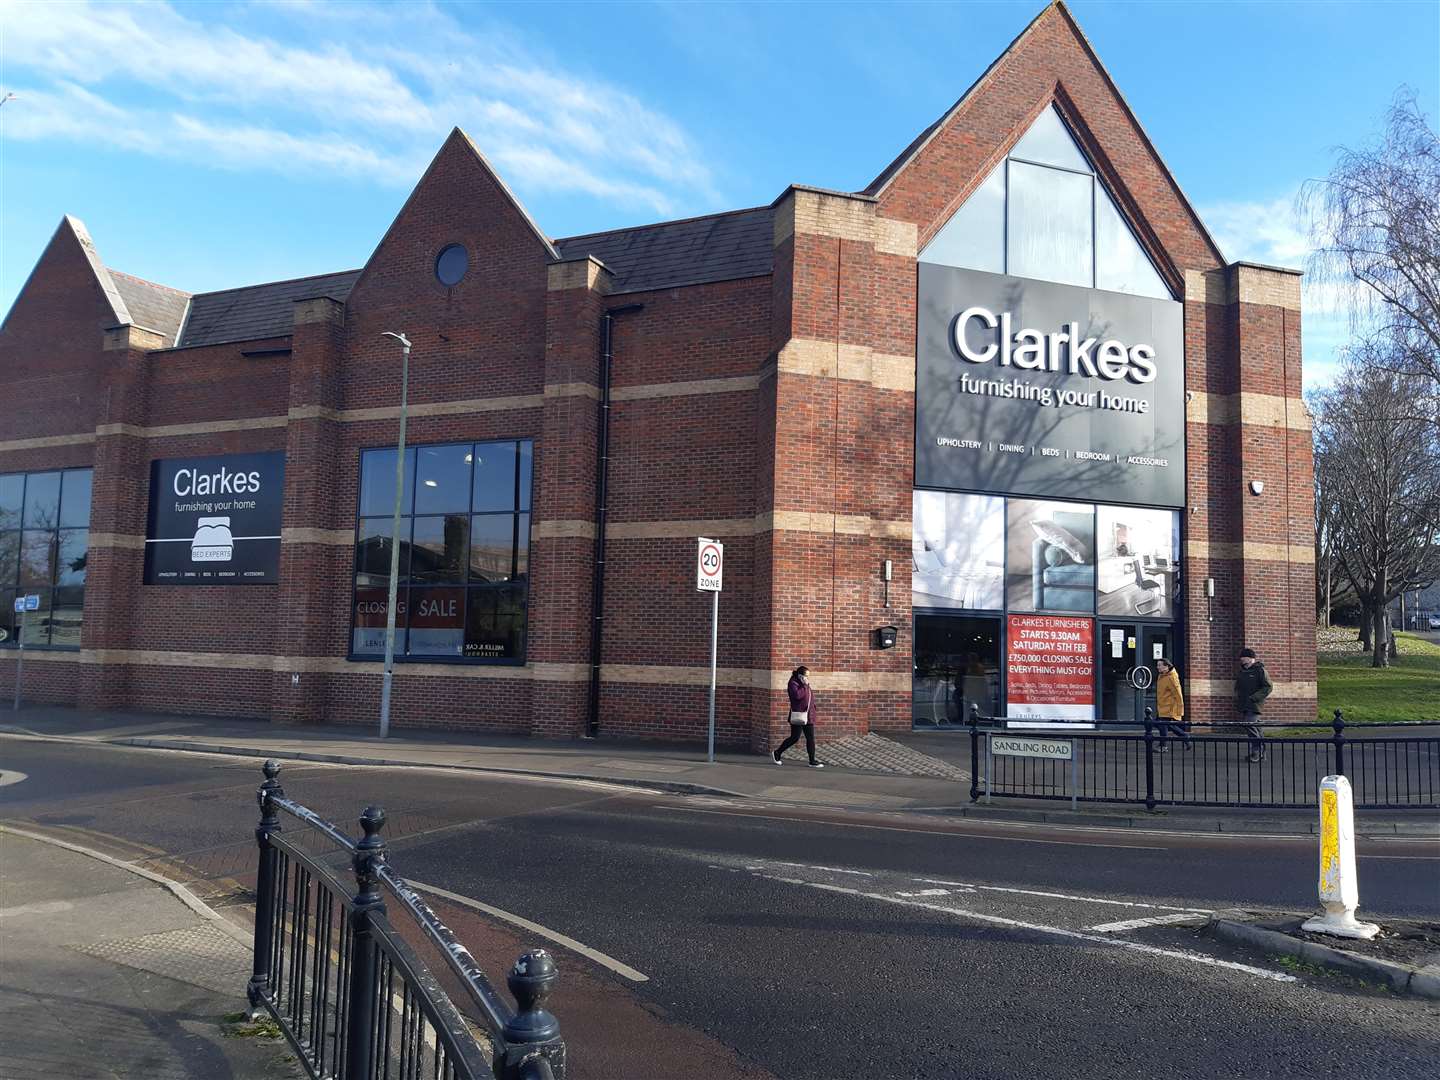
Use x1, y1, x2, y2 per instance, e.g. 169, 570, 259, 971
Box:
2, 736, 1437, 1080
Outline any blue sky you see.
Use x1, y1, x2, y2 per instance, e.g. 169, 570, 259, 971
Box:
2, 0, 1436, 385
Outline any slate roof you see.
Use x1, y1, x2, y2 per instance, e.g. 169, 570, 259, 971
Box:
109, 270, 191, 346
554, 206, 773, 294
151, 208, 770, 350
177, 270, 362, 349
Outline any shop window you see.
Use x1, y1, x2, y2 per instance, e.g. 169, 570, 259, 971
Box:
1096, 505, 1181, 620
913, 613, 1002, 728
919, 104, 1172, 300
1005, 499, 1096, 614
912, 491, 1004, 610
350, 440, 532, 662
0, 468, 90, 649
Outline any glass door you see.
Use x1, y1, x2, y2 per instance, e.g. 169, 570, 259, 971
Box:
1099, 621, 1140, 722
1138, 624, 1175, 722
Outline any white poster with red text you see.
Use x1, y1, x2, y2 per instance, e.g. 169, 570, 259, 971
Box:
1005, 614, 1095, 720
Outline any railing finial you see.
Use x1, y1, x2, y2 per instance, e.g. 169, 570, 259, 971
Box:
505, 949, 561, 1042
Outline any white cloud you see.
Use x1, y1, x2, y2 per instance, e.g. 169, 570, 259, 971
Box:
0, 0, 716, 215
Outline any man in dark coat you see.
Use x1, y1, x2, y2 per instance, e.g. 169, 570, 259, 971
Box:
1235, 647, 1274, 762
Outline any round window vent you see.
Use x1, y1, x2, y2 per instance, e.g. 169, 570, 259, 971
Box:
435, 244, 469, 287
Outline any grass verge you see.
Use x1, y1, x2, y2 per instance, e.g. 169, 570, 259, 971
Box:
1316, 631, 1440, 724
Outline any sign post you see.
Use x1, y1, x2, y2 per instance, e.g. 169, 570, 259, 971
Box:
696, 538, 723, 763
13, 595, 38, 712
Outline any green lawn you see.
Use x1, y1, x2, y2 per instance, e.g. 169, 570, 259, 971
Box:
1316, 631, 1440, 724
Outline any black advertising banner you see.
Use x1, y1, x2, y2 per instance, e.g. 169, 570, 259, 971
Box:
144, 452, 286, 584
915, 264, 1185, 507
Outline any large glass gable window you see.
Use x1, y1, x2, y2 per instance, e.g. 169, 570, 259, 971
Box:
351, 440, 532, 663
920, 105, 1172, 299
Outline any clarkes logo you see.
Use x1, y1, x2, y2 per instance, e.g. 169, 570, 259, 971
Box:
952, 306, 1157, 384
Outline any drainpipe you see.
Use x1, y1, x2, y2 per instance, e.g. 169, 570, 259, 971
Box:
586, 303, 644, 738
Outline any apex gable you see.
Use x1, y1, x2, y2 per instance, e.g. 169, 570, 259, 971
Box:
869, 2, 1224, 278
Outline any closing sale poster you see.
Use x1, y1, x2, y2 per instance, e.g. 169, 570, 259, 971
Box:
144, 451, 285, 584
1005, 614, 1095, 720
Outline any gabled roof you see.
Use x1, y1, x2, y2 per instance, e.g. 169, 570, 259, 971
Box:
554, 206, 773, 293
110, 270, 190, 345
860, 1, 1225, 267
176, 270, 361, 349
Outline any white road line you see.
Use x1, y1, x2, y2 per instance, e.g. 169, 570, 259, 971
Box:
0, 769, 27, 787
411, 880, 649, 984
773, 861, 873, 876
912, 879, 1210, 914
1088, 913, 1209, 933
659, 806, 1168, 850
780, 877, 1294, 984
896, 889, 953, 898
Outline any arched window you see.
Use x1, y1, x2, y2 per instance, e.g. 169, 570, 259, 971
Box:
920, 106, 1172, 299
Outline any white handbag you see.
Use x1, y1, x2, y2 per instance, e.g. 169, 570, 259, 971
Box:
788, 711, 810, 726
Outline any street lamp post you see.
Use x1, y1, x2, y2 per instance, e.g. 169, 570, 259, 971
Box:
378, 331, 411, 739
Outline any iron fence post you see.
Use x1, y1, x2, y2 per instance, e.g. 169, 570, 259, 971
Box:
247, 760, 283, 1018
496, 949, 567, 1080
345, 806, 388, 1080
969, 704, 981, 802
1143, 707, 1157, 811
1332, 709, 1346, 777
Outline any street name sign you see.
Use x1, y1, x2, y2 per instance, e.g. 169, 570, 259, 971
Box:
696, 538, 723, 592
991, 735, 1073, 760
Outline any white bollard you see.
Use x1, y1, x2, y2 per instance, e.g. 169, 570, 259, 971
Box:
1300, 775, 1380, 940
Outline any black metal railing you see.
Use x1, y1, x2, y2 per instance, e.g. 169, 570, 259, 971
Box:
247, 760, 565, 1080
968, 708, 1440, 811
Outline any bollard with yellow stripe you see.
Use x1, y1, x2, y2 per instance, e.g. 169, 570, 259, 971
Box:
1300, 775, 1380, 940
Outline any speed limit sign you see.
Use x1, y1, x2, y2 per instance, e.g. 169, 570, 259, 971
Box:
696, 537, 723, 592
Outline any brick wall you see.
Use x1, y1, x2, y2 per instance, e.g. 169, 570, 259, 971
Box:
0, 4, 1316, 739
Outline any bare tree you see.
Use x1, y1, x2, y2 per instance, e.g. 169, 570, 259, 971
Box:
1303, 90, 1440, 422
1313, 350, 1440, 667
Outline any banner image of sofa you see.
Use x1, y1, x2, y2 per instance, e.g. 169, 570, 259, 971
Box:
1005, 499, 1095, 613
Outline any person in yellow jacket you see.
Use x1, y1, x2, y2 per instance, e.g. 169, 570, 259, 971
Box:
1154, 657, 1191, 752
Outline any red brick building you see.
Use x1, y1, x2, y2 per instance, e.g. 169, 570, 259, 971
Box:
0, 4, 1316, 747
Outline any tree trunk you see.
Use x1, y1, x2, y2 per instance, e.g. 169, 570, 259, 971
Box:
1324, 559, 1332, 628
1372, 605, 1390, 668
1359, 604, 1373, 651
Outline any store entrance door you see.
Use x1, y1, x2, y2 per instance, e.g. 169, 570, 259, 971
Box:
1098, 623, 1174, 723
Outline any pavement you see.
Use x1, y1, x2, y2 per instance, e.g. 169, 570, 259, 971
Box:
0, 829, 297, 1080
2, 703, 1437, 837
3, 737, 1437, 1080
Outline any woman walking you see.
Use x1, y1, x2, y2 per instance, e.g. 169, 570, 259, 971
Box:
772, 666, 825, 768
1154, 657, 1191, 751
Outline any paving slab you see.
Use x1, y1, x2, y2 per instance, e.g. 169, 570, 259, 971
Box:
0, 831, 298, 1079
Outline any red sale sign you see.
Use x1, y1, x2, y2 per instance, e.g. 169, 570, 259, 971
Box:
1005, 614, 1095, 720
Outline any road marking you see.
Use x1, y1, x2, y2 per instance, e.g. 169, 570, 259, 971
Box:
410, 880, 650, 984
773, 861, 873, 876
0, 770, 28, 787
659, 806, 1167, 850
778, 877, 1295, 984
912, 879, 1210, 913
1088, 913, 1209, 933
896, 889, 953, 898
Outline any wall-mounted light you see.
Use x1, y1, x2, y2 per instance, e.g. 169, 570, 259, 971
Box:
1249, 480, 1264, 496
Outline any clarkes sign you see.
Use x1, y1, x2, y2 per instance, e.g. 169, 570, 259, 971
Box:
915, 265, 1185, 507
144, 451, 285, 584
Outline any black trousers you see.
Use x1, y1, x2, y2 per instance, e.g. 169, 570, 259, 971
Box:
1155, 717, 1190, 744
1242, 712, 1266, 758
775, 722, 816, 763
